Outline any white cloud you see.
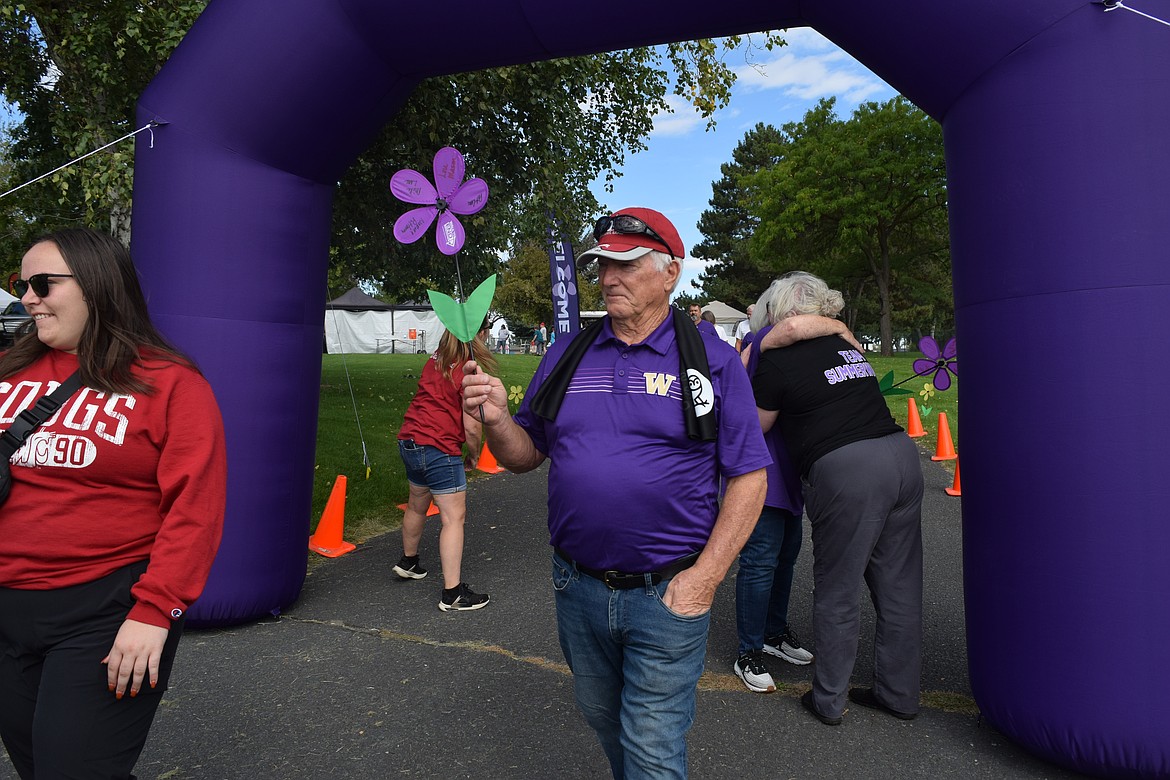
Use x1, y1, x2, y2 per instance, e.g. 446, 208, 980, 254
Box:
780, 27, 838, 52
643, 30, 893, 141
733, 28, 892, 106
649, 95, 706, 137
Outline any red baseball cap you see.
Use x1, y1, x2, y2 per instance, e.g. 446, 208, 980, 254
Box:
577, 207, 685, 266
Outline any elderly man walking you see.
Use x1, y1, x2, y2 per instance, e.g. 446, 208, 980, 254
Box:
463, 207, 769, 779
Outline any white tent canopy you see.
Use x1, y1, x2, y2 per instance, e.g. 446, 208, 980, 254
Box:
701, 300, 747, 326
323, 288, 444, 354
700, 300, 744, 348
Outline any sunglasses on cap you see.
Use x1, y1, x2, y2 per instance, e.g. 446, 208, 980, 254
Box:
592, 214, 670, 251
13, 273, 74, 298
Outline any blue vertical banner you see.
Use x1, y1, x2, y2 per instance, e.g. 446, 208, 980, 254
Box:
546, 217, 580, 339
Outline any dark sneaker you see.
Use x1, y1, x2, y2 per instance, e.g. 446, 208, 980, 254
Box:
764, 628, 814, 666
393, 556, 428, 580
848, 687, 918, 720
801, 690, 842, 726
733, 650, 776, 693
439, 583, 490, 612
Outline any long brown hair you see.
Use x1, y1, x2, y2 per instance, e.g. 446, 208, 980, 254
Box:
435, 320, 497, 380
0, 228, 193, 394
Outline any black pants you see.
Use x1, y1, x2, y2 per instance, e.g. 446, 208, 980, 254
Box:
0, 561, 183, 779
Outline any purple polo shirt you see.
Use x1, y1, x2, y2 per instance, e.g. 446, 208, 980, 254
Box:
743, 325, 803, 516
513, 315, 771, 572
696, 319, 719, 338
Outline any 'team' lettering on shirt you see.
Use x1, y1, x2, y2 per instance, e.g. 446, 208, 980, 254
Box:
824, 349, 876, 385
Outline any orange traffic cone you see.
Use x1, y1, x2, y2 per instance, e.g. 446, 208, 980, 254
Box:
396, 500, 440, 516
477, 442, 507, 474
945, 458, 962, 496
906, 398, 927, 438
309, 476, 356, 557
931, 412, 957, 461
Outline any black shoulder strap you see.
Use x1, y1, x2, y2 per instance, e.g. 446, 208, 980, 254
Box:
0, 372, 83, 458
672, 308, 717, 442
530, 311, 717, 442
530, 318, 604, 422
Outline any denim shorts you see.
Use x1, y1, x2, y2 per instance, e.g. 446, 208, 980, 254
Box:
398, 439, 466, 494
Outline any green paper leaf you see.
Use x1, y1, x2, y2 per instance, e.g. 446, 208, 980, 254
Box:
428, 275, 497, 343
921, 406, 933, 417
878, 370, 913, 396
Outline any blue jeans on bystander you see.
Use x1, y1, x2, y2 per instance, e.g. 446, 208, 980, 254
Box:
551, 551, 710, 780
734, 506, 802, 655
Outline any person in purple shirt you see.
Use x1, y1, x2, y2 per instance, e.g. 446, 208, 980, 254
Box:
688, 302, 721, 341
462, 207, 768, 780
699, 310, 728, 343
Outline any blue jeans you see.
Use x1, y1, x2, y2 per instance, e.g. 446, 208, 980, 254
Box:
734, 506, 802, 655
552, 552, 710, 780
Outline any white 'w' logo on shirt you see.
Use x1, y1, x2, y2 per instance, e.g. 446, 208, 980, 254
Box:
644, 373, 676, 396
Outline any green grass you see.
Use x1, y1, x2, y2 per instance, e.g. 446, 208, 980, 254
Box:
868, 353, 960, 457
311, 350, 958, 543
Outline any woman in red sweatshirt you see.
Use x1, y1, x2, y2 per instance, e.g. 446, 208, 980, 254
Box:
0, 228, 227, 779
395, 322, 495, 612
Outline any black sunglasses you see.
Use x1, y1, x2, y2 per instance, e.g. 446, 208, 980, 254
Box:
13, 273, 74, 298
592, 214, 670, 251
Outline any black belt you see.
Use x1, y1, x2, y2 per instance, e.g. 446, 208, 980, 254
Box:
555, 547, 701, 590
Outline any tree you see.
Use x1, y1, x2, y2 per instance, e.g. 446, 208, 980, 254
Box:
671, 291, 703, 312
0, 118, 81, 283
328, 51, 676, 303
329, 36, 786, 301
0, 2, 207, 245
691, 122, 786, 309
746, 97, 949, 354
1, 3, 782, 296
492, 239, 603, 334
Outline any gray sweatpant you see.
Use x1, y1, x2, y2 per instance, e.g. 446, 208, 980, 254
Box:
804, 432, 924, 718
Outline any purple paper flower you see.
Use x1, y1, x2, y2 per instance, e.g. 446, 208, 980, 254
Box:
390, 146, 489, 256
913, 336, 958, 391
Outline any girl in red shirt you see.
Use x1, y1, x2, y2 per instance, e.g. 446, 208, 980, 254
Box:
395, 322, 496, 611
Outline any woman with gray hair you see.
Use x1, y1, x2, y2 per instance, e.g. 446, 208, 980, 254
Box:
751, 271, 924, 726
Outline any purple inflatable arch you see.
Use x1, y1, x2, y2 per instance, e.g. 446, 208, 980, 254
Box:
130, 1, 1169, 776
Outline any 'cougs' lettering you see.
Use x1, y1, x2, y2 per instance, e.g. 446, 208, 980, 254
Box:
60, 390, 136, 444
0, 383, 137, 445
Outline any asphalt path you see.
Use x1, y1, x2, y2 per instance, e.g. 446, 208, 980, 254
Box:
2, 452, 1089, 779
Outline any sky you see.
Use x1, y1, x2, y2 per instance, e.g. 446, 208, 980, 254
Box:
588, 28, 897, 304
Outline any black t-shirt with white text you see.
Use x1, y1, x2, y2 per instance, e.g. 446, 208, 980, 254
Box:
752, 335, 902, 476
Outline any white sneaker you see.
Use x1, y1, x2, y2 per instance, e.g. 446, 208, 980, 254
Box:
734, 651, 776, 693
763, 629, 814, 666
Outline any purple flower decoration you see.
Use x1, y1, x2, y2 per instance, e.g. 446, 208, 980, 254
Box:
914, 336, 958, 391
390, 146, 489, 256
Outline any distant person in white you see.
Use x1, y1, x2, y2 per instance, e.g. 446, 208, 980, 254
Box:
735, 304, 755, 352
